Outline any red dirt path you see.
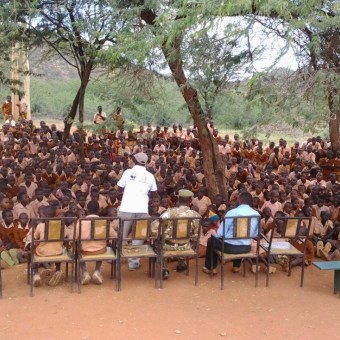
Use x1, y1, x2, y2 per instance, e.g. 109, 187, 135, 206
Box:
0, 259, 339, 340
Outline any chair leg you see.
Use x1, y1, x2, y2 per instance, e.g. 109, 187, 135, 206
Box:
154, 259, 159, 289
186, 257, 189, 276
148, 258, 152, 278
117, 257, 121, 291
221, 258, 224, 290
27, 256, 30, 285
30, 265, 34, 297
265, 258, 269, 287
255, 257, 259, 288
243, 259, 246, 277
300, 257, 305, 287
288, 256, 292, 277
195, 254, 198, 286
110, 261, 114, 280
70, 262, 74, 293
65, 262, 69, 281
159, 255, 163, 289
77, 261, 81, 294
74, 258, 78, 283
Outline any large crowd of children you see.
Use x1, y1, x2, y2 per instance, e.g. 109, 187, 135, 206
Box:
0, 108, 339, 286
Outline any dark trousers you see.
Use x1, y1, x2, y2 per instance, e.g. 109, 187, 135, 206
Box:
205, 236, 251, 269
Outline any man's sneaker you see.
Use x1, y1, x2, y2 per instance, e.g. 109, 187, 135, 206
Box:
232, 266, 240, 273
92, 270, 103, 285
81, 271, 91, 285
251, 265, 258, 273
281, 258, 289, 272
33, 274, 41, 287
162, 269, 169, 280
128, 262, 141, 271
202, 266, 217, 275
48, 270, 63, 286
265, 266, 276, 274
176, 262, 188, 272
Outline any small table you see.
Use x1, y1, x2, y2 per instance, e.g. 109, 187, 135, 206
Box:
313, 261, 340, 297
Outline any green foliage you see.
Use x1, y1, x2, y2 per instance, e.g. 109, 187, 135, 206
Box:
0, 0, 338, 146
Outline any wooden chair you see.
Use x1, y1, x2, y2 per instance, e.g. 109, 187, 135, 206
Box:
77, 217, 120, 293
213, 216, 261, 290
261, 216, 312, 287
159, 216, 201, 288
28, 217, 76, 296
117, 217, 160, 291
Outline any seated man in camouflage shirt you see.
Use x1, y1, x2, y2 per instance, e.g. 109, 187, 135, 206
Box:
152, 189, 201, 280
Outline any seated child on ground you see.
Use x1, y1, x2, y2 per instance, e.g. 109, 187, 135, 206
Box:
12, 212, 31, 262
0, 210, 20, 267
313, 211, 334, 257
320, 224, 340, 261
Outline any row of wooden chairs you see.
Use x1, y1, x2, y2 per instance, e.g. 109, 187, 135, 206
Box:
213, 216, 312, 289
25, 216, 201, 296
0, 216, 312, 297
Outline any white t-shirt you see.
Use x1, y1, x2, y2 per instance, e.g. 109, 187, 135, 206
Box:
93, 111, 107, 124
118, 165, 157, 213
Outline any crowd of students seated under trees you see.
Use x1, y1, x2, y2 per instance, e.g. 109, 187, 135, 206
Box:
0, 115, 339, 284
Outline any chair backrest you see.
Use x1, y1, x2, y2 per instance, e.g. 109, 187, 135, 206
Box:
31, 217, 76, 243
272, 216, 312, 240
119, 217, 161, 242
161, 217, 201, 240
31, 217, 77, 257
78, 217, 120, 242
222, 215, 261, 241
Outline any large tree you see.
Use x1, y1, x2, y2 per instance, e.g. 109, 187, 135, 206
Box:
250, 2, 339, 151
17, 0, 124, 139
116, 0, 339, 198
116, 2, 234, 198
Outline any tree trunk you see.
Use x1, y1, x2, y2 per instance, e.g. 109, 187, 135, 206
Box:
329, 111, 340, 152
141, 9, 227, 200
63, 62, 92, 140
327, 89, 340, 152
77, 82, 88, 157
63, 88, 81, 139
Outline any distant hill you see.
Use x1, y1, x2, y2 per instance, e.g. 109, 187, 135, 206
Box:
29, 48, 78, 81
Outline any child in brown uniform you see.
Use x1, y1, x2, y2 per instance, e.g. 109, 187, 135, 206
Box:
13, 212, 30, 251
32, 206, 74, 287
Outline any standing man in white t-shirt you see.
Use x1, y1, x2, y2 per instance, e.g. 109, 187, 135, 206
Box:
117, 152, 158, 270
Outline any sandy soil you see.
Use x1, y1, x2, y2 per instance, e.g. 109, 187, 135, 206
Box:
0, 258, 339, 340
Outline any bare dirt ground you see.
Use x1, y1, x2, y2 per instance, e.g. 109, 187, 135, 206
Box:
1, 258, 339, 340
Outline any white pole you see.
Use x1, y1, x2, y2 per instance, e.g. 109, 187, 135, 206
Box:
11, 43, 20, 121
23, 47, 31, 119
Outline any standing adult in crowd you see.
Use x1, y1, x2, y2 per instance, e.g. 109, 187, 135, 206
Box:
93, 105, 107, 125
117, 152, 158, 270
2, 96, 12, 121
